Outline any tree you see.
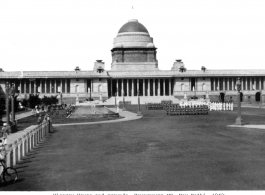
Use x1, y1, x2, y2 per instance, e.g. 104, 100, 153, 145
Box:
0, 97, 5, 115
28, 94, 41, 109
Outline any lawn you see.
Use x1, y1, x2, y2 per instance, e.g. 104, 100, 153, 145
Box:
3, 105, 265, 191
15, 106, 122, 131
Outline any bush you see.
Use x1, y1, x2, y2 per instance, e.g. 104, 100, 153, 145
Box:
28, 94, 42, 109
42, 95, 58, 106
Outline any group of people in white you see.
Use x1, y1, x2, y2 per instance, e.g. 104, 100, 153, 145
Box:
208, 102, 234, 111
178, 101, 234, 111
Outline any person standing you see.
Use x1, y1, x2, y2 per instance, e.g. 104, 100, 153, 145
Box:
1, 123, 11, 145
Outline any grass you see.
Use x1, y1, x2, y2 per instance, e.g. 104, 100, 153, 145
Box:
16, 107, 122, 131
3, 105, 265, 190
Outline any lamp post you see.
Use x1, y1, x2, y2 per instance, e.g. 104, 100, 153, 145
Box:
235, 78, 243, 125
137, 89, 141, 116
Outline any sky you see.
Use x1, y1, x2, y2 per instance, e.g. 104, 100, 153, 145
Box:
0, 0, 265, 71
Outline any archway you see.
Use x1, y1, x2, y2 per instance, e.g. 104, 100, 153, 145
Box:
220, 93, 225, 102
202, 83, 206, 91
256, 92, 261, 102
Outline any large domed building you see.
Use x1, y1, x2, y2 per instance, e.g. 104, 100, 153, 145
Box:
111, 19, 158, 71
0, 19, 265, 104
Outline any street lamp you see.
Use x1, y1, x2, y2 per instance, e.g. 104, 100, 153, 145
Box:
235, 78, 243, 125
137, 89, 141, 116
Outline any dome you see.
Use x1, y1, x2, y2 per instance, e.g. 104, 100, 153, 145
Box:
147, 43, 155, 48
118, 19, 149, 34
114, 43, 123, 48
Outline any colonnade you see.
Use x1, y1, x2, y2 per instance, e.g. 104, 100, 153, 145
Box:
211, 77, 265, 91
109, 78, 174, 97
12, 79, 71, 94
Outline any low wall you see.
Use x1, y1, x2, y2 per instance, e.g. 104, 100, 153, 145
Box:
2, 120, 52, 168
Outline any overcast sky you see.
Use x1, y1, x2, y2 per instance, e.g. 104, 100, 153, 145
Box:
0, 0, 265, 71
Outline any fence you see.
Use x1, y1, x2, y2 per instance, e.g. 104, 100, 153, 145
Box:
1, 120, 52, 168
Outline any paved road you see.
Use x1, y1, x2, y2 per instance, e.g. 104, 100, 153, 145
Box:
2, 106, 265, 191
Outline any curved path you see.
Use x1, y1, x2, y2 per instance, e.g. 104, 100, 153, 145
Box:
53, 108, 142, 127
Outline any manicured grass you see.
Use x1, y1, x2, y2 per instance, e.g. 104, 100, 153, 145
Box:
3, 105, 265, 191
16, 107, 122, 130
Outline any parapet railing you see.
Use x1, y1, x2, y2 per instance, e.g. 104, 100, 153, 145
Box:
1, 120, 53, 167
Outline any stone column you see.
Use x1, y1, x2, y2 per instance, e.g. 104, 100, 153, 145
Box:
169, 79, 171, 96
217, 77, 219, 91
24, 80, 26, 94
163, 79, 166, 96
40, 79, 42, 93
127, 79, 129, 96
122, 79, 124, 96
137, 79, 139, 95
158, 79, 160, 96
132, 79, 134, 96
213, 78, 215, 91
44, 80, 47, 93
110, 79, 112, 97
243, 78, 246, 91
263, 77, 265, 90
29, 81, 31, 93
11, 96, 15, 123
148, 79, 150, 96
65, 79, 67, 93
116, 79, 119, 96
34, 80, 36, 93
6, 95, 9, 125
50, 80, 52, 93
143, 79, 145, 96
259, 77, 261, 90
254, 78, 256, 90
223, 78, 225, 91
232, 78, 234, 90
153, 79, 155, 96
19, 80, 22, 93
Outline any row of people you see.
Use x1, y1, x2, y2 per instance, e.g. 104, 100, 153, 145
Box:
208, 102, 234, 111
166, 105, 209, 115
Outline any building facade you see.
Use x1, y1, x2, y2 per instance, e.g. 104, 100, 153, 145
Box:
0, 19, 265, 104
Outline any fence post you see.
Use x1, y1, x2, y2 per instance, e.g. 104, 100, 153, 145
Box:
6, 144, 12, 167
17, 138, 22, 162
